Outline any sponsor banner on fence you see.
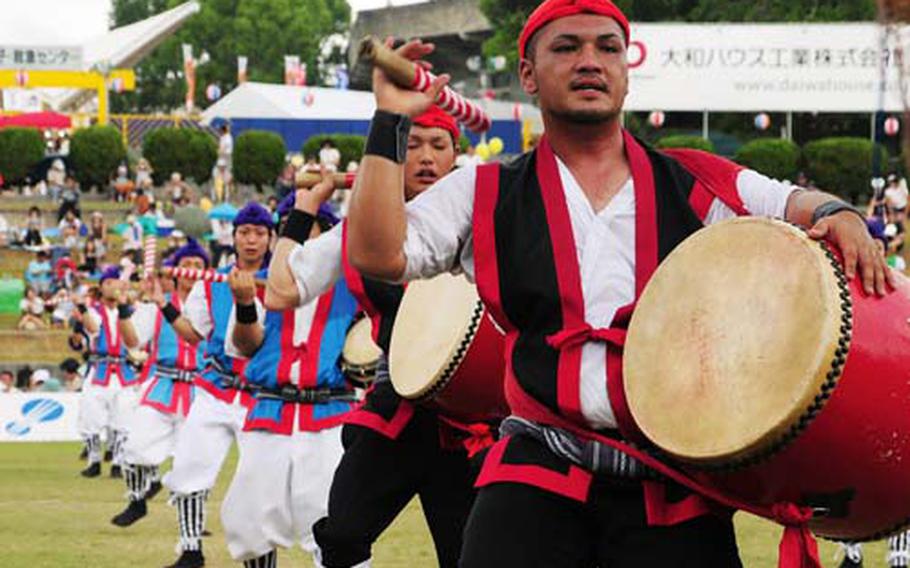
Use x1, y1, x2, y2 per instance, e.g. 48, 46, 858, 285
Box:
0, 393, 81, 442
627, 23, 910, 113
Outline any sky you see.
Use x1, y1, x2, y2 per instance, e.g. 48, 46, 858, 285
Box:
0, 0, 428, 44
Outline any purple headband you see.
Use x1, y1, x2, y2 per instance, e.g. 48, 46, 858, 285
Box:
171, 238, 211, 268
276, 193, 340, 228
99, 266, 121, 283
234, 202, 274, 230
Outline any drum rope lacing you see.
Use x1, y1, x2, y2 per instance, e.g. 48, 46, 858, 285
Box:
414, 300, 485, 403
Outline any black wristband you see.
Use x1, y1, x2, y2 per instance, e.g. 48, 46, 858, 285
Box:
811, 200, 865, 226
161, 303, 180, 324
281, 209, 316, 245
236, 302, 258, 324
77, 304, 87, 315
365, 110, 411, 164
117, 303, 133, 320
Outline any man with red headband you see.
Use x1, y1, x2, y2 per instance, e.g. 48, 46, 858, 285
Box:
346, 1, 892, 565
267, 106, 492, 568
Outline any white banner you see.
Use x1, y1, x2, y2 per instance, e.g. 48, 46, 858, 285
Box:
0, 393, 81, 442
626, 23, 910, 113
0, 45, 83, 70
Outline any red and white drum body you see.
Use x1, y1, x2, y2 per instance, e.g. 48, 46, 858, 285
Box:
390, 272, 508, 423
624, 218, 910, 540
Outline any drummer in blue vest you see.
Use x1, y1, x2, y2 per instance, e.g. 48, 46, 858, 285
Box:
75, 266, 141, 479
109, 240, 210, 528
157, 202, 273, 568
266, 108, 492, 568
221, 202, 358, 568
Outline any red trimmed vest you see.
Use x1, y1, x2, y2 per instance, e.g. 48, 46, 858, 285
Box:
471, 131, 749, 520
340, 222, 415, 440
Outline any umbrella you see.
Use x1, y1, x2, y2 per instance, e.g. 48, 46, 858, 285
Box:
208, 203, 238, 221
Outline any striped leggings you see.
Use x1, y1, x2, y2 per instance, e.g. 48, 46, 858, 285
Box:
842, 532, 910, 567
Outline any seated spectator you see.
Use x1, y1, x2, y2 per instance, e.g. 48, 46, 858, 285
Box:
58, 210, 83, 249
266, 196, 279, 214
18, 287, 47, 331
59, 358, 83, 392
0, 212, 10, 247
47, 159, 66, 201
166, 172, 190, 206
25, 251, 53, 296
135, 158, 154, 189
112, 164, 135, 202
0, 370, 18, 393
49, 287, 75, 328
22, 206, 44, 248
53, 257, 77, 292
15, 366, 31, 391
318, 140, 341, 172
80, 239, 100, 275
57, 176, 81, 222
122, 214, 144, 257
30, 369, 62, 392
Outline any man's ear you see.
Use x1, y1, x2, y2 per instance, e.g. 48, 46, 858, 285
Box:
519, 58, 539, 96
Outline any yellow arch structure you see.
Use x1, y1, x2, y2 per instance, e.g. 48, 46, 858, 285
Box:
0, 69, 136, 125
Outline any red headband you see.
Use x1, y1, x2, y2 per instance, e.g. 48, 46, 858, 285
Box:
518, 0, 630, 60
413, 105, 460, 143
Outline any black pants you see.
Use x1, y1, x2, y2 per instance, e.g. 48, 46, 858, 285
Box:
313, 410, 476, 568
460, 478, 742, 568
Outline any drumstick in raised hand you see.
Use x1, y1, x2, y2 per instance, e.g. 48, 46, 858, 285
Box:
296, 172, 356, 189
162, 267, 267, 287
358, 35, 492, 133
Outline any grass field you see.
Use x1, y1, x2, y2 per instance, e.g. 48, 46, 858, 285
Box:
0, 443, 892, 568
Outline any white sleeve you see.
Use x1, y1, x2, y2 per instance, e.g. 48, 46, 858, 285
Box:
286, 223, 344, 305
401, 164, 476, 282
224, 299, 267, 358
84, 308, 100, 338
182, 281, 212, 339
704, 169, 798, 226
130, 303, 158, 347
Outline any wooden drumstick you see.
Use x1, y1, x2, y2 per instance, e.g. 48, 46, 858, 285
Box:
161, 267, 267, 287
295, 172, 356, 189
358, 36, 492, 134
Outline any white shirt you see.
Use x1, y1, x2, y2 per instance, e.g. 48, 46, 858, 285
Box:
286, 223, 345, 305
85, 304, 120, 346
184, 280, 259, 359
130, 302, 159, 348
886, 183, 908, 210
399, 160, 796, 429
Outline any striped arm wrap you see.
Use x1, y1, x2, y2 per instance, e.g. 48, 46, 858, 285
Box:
174, 490, 208, 552
243, 550, 277, 568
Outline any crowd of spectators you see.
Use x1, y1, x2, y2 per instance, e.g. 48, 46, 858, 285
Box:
867, 173, 908, 272
0, 358, 83, 393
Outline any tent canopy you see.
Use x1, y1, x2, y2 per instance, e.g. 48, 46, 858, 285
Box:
0, 111, 71, 129
202, 82, 541, 154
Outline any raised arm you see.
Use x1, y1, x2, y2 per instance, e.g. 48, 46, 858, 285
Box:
229, 268, 263, 357
347, 39, 449, 281
266, 174, 338, 311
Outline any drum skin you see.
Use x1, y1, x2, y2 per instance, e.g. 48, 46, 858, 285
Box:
389, 273, 508, 423
624, 218, 910, 540
698, 269, 910, 540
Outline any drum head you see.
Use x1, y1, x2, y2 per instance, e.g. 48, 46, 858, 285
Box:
390, 273, 479, 399
342, 318, 382, 369
624, 218, 844, 466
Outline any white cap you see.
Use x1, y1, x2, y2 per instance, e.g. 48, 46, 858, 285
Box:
32, 369, 49, 384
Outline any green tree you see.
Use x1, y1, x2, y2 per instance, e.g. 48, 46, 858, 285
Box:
234, 130, 286, 190
0, 128, 45, 184
70, 126, 127, 191
110, 0, 351, 113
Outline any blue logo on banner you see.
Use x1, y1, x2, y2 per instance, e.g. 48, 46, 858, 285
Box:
5, 398, 64, 436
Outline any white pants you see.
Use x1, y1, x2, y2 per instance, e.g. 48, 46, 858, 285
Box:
124, 401, 185, 466
221, 427, 344, 561
163, 388, 246, 495
78, 380, 140, 436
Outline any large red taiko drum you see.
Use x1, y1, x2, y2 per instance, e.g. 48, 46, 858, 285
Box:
624, 217, 910, 541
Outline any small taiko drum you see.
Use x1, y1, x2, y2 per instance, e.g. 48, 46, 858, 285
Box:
341, 318, 383, 387
624, 217, 910, 540
389, 272, 508, 422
